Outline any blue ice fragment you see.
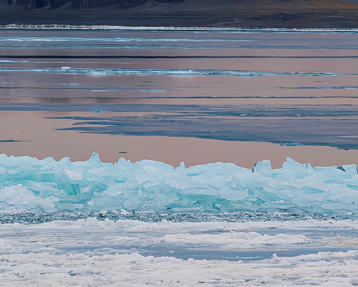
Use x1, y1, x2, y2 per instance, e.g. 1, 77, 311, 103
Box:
87, 152, 103, 168
252, 160, 271, 176
91, 110, 109, 114
342, 164, 358, 174
280, 157, 310, 178
281, 143, 303, 147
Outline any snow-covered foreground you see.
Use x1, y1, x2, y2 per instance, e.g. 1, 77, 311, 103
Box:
1, 218, 358, 286
1, 250, 358, 286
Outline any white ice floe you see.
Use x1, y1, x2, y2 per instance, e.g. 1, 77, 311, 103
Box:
0, 218, 357, 255
0, 219, 358, 286
0, 251, 358, 286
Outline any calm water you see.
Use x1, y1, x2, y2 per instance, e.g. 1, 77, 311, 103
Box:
1, 28, 358, 168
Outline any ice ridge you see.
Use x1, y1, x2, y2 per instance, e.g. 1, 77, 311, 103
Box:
0, 153, 358, 215
0, 67, 350, 77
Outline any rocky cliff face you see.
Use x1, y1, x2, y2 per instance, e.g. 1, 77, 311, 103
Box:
15, 0, 182, 9
16, 0, 46, 9
154, 0, 183, 2
15, 0, 70, 9
51, 0, 70, 8
71, 0, 145, 9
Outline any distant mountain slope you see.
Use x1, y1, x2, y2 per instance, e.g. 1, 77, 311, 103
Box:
1, 0, 358, 28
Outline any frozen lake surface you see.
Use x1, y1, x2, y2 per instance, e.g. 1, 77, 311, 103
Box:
1, 28, 358, 167
1, 27, 358, 286
1, 218, 358, 286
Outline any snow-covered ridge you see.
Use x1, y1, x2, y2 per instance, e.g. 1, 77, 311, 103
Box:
1, 153, 357, 214
2, 24, 358, 33
0, 67, 350, 77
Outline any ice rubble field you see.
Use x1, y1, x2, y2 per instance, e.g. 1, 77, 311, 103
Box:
1, 154, 358, 286
1, 219, 358, 286
1, 153, 358, 214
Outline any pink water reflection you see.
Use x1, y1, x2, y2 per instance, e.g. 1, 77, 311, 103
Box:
0, 111, 357, 168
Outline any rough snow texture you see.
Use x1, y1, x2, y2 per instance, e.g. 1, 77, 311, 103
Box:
1, 251, 358, 286
1, 219, 358, 286
1, 153, 358, 214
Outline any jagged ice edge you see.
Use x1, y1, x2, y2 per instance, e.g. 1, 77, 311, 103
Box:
0, 153, 358, 215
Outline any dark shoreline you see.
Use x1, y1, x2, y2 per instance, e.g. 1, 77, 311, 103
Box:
1, 0, 358, 28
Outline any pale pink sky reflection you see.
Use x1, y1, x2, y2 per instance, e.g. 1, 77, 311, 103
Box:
1, 111, 357, 168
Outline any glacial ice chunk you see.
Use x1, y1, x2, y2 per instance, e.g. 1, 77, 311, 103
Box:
342, 164, 358, 175
252, 160, 271, 176
280, 157, 310, 178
